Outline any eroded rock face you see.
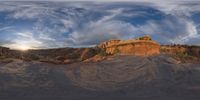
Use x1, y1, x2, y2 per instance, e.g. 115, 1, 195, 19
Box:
98, 36, 160, 56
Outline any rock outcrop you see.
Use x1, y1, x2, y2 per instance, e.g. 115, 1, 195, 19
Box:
0, 46, 10, 57
98, 35, 160, 56
161, 45, 200, 57
161, 45, 200, 63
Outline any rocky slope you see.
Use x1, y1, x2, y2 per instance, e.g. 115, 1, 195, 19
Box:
0, 55, 200, 100
65, 55, 200, 90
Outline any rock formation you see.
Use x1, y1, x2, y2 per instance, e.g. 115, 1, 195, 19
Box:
98, 35, 160, 56
0, 46, 9, 56
161, 45, 200, 57
161, 45, 200, 63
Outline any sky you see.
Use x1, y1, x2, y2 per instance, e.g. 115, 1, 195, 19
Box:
0, 0, 200, 50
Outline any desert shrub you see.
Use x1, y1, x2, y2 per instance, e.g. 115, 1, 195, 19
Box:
0, 56, 6, 60
80, 48, 98, 61
176, 52, 189, 57
56, 56, 66, 62
113, 47, 120, 54
98, 49, 109, 57
139, 37, 143, 40
138, 36, 152, 40
28, 54, 40, 61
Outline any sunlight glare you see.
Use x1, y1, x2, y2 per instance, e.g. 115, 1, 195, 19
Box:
18, 45, 31, 51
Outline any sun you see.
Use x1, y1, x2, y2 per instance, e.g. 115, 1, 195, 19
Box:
18, 45, 31, 51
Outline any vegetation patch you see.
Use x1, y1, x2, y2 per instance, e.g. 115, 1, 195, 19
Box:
175, 51, 200, 63
98, 49, 110, 57
0, 56, 7, 60
176, 52, 189, 57
113, 47, 120, 54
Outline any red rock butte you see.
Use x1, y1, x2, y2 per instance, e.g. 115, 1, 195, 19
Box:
98, 35, 160, 56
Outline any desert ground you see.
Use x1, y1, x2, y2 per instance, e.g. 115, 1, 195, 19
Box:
0, 54, 200, 100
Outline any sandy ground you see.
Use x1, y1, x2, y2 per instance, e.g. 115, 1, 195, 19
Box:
0, 55, 200, 100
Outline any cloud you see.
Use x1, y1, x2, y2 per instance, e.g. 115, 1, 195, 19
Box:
68, 21, 139, 45
137, 16, 199, 43
3, 32, 43, 49
0, 26, 13, 32
16, 32, 33, 38
68, 14, 200, 46
65, 8, 142, 46
0, 2, 56, 19
0, 1, 200, 49
0, 40, 14, 46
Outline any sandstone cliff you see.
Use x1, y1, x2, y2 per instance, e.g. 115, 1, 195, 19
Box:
98, 35, 160, 56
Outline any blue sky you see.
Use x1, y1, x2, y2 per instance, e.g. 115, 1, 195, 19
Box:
0, 1, 200, 49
